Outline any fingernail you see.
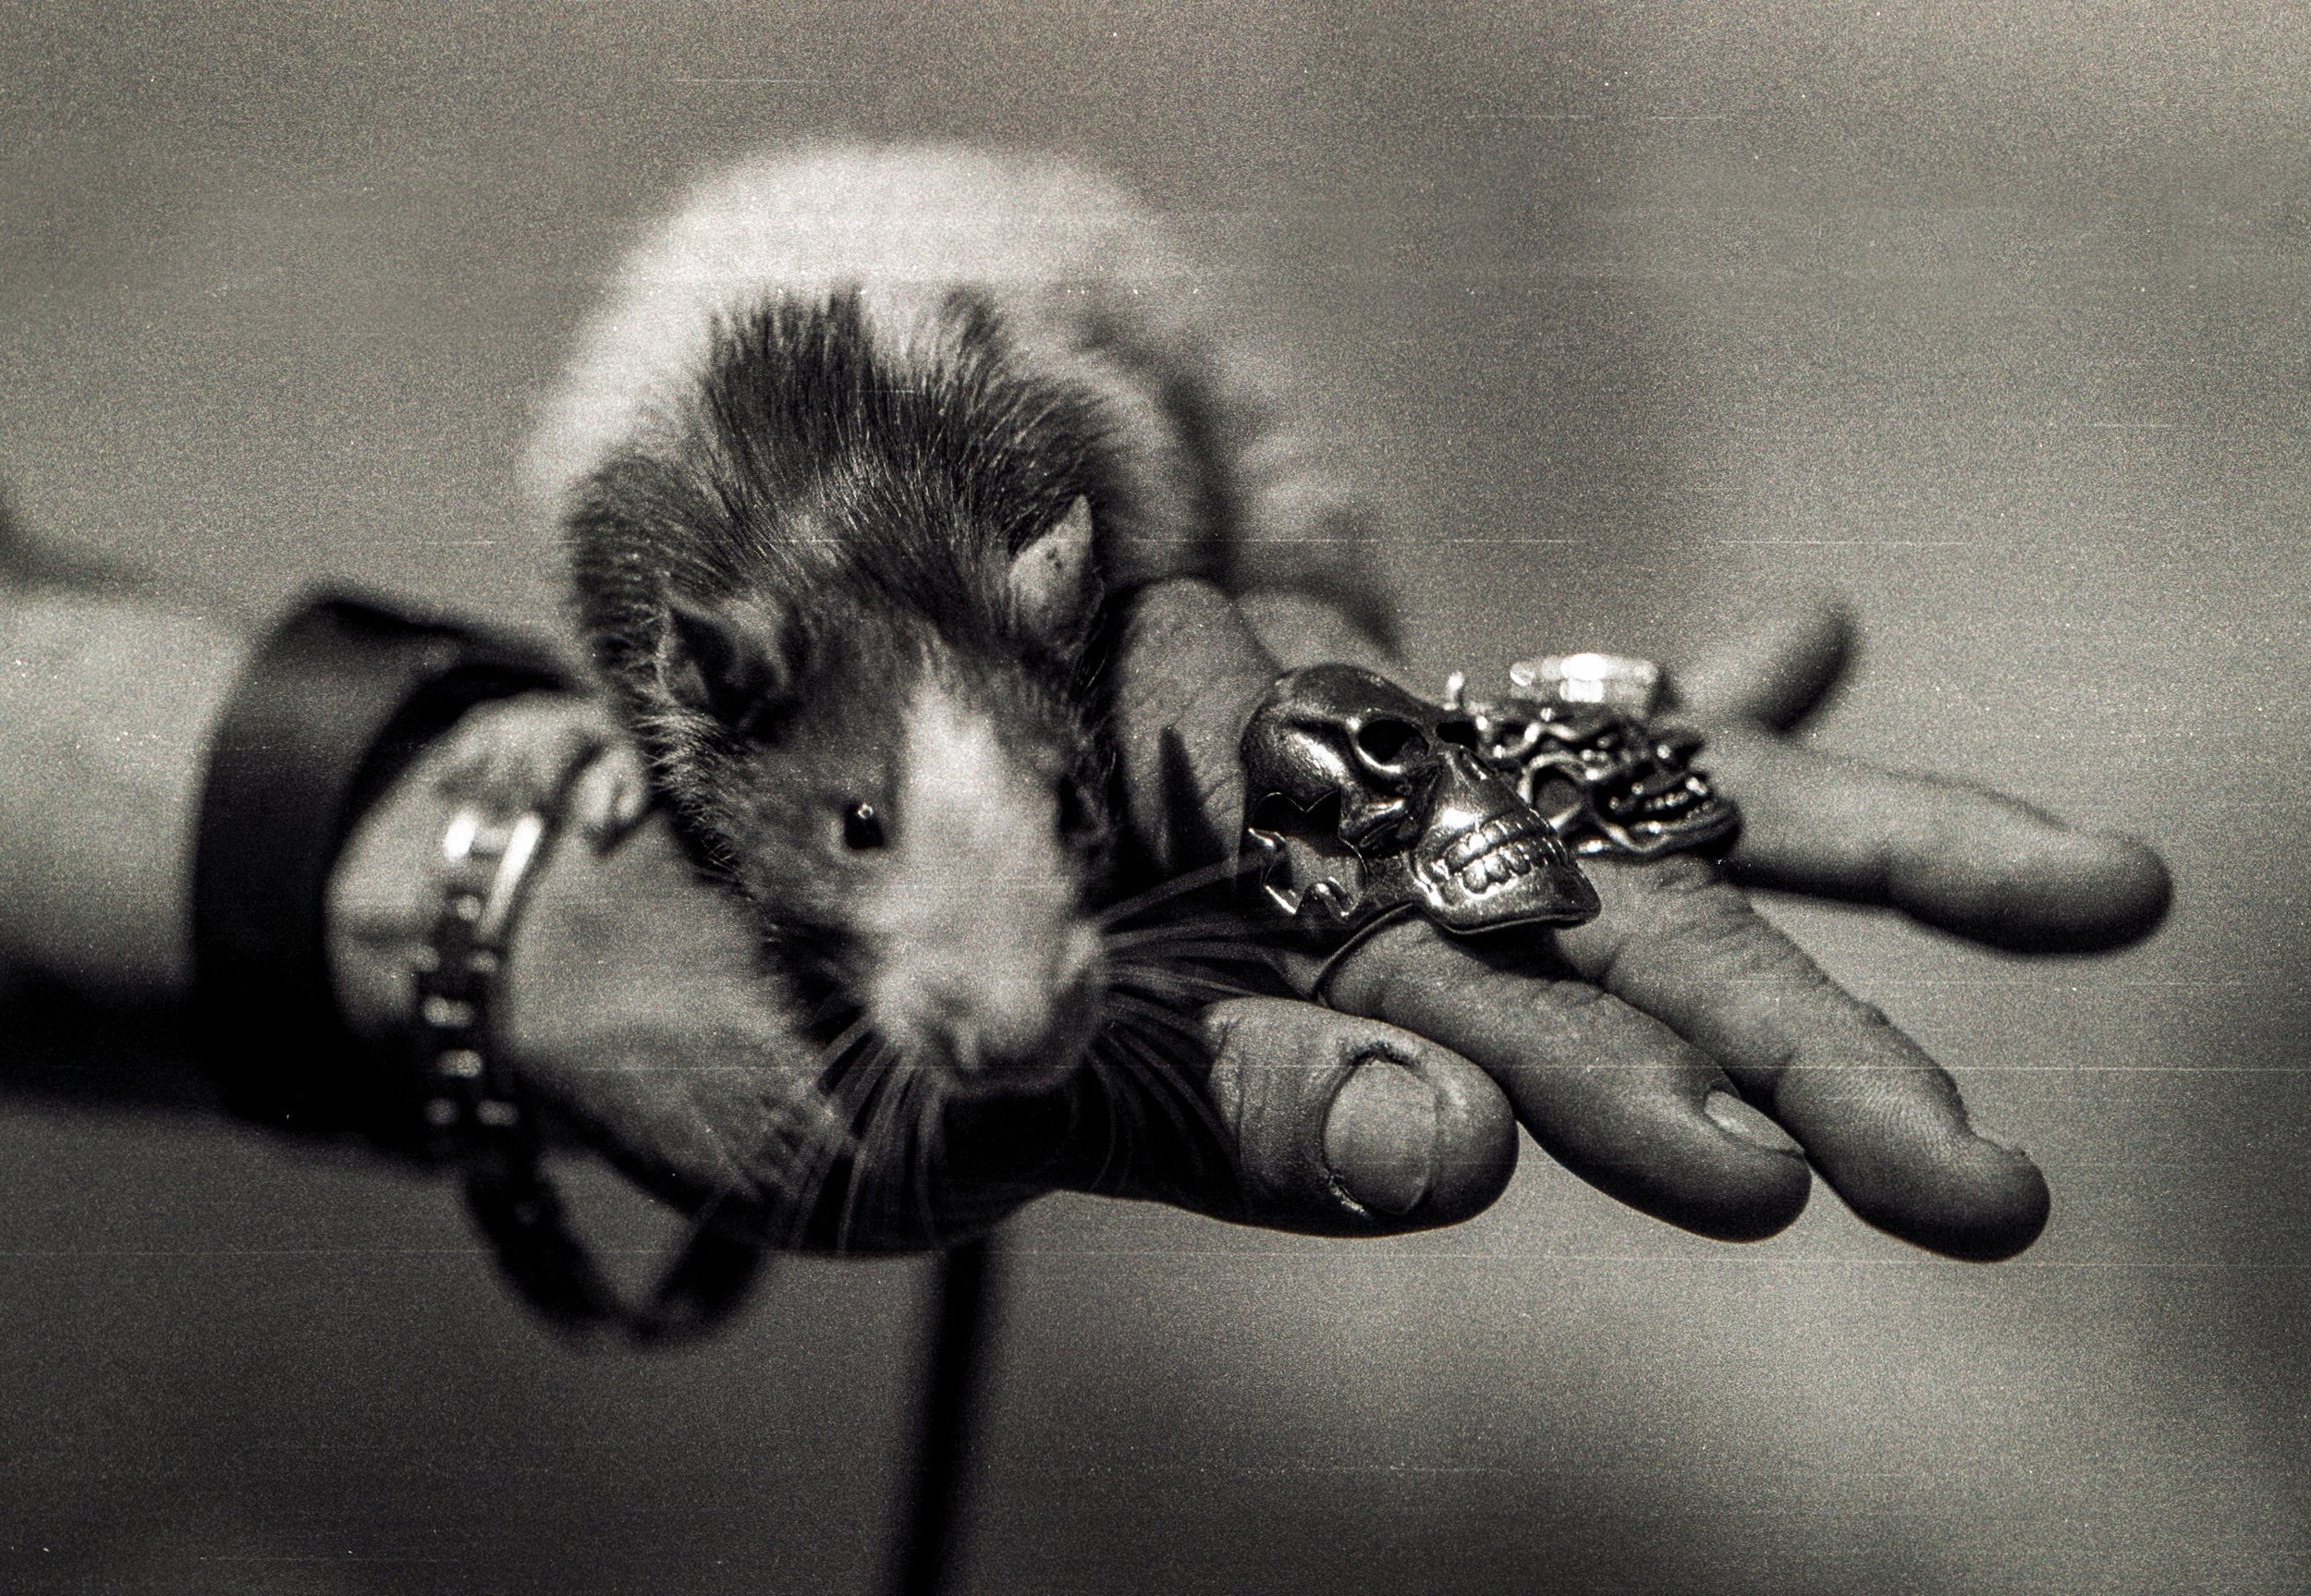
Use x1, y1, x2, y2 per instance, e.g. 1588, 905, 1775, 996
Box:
1704, 1089, 1804, 1158
1324, 1059, 1437, 1217
1971, 1124, 2030, 1159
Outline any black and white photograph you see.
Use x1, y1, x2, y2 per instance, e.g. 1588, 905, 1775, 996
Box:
0, 5, 2300, 1592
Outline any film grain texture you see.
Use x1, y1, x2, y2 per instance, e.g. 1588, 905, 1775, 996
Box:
2, 5, 2303, 1592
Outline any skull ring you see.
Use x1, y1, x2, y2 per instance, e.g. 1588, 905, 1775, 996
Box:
1239, 663, 1602, 944
1450, 652, 1741, 859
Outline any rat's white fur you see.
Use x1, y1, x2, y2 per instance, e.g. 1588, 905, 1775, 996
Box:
859, 677, 1098, 1074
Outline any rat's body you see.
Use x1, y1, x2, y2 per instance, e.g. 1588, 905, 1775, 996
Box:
525, 145, 1379, 1098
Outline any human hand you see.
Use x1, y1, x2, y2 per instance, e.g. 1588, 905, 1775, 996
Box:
331, 581, 2166, 1262
1091, 581, 2169, 1261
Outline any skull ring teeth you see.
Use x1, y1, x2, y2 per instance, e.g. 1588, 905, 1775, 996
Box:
1239, 663, 1602, 942
1453, 652, 1741, 860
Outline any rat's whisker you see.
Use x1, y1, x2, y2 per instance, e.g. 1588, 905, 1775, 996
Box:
1104, 991, 1216, 1057
658, 1014, 876, 1265
1110, 939, 1283, 969
1099, 913, 1261, 952
1095, 1027, 1234, 1195
1075, 1045, 1131, 1196
810, 1015, 882, 1101
1094, 855, 1262, 929
1110, 964, 1269, 1006
902, 1070, 948, 1249
777, 1050, 883, 1252
835, 1045, 915, 1254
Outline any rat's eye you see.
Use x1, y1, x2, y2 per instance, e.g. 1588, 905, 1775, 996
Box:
841, 801, 887, 850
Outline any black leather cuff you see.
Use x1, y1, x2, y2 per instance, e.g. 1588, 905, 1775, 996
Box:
190, 593, 567, 1152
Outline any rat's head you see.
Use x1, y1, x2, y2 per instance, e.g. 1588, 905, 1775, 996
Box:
651, 497, 1111, 1095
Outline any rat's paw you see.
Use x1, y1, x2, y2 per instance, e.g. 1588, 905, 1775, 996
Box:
436, 693, 611, 811
563, 736, 653, 850
436, 693, 652, 847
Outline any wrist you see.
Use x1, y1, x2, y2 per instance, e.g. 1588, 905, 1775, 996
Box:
324, 719, 510, 1053
190, 593, 567, 1150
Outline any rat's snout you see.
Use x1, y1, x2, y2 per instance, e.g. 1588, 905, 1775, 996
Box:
859, 680, 1113, 1090
873, 917, 1104, 1090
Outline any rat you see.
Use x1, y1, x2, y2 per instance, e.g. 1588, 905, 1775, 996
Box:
451, 145, 1391, 1151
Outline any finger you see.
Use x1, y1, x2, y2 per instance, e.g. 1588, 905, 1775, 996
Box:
941, 997, 1519, 1236
436, 693, 609, 809
1111, 579, 1281, 871
1554, 854, 2050, 1260
607, 749, 653, 832
1234, 590, 1401, 674
1706, 728, 2172, 952
1322, 921, 1814, 1242
1675, 589, 1854, 731
495, 810, 894, 1242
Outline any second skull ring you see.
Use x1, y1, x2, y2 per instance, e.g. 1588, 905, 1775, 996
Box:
1239, 664, 1602, 941
1449, 654, 1740, 859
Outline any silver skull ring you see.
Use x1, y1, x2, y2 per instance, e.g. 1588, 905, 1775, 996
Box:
1238, 663, 1601, 943
1238, 655, 1740, 946
1447, 652, 1740, 860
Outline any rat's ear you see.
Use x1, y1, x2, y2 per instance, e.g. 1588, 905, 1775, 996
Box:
1006, 495, 1101, 649
663, 594, 802, 727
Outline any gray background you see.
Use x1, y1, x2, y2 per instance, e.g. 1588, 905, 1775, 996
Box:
3, 3, 2305, 1591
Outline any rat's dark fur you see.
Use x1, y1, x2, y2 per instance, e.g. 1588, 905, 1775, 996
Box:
566, 291, 1123, 1009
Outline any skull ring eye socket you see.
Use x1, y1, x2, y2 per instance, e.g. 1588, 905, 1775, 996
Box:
1239, 663, 1601, 941
1351, 716, 1427, 772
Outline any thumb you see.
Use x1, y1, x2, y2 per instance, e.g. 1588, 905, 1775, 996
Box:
1073, 996, 1519, 1234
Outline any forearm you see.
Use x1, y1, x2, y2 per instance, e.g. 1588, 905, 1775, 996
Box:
0, 587, 251, 1003
0, 579, 574, 1139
